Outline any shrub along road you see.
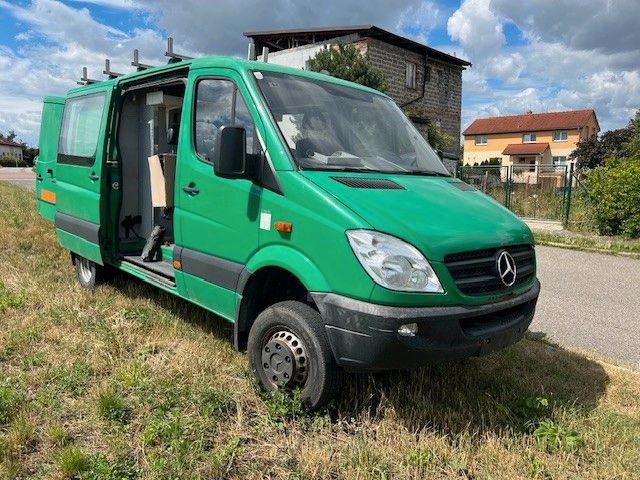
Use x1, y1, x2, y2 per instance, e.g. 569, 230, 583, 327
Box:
534, 246, 640, 369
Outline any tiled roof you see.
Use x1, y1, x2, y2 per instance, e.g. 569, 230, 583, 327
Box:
502, 143, 550, 155
463, 109, 598, 135
0, 138, 22, 148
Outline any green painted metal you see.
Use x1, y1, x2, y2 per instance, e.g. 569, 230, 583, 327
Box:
37, 54, 536, 325
35, 96, 65, 221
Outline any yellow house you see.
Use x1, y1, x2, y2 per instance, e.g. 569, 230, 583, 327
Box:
462, 109, 600, 170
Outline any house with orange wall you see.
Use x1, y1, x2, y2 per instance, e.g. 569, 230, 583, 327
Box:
462, 109, 599, 169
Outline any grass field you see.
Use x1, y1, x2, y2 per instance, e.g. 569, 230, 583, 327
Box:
1, 182, 639, 479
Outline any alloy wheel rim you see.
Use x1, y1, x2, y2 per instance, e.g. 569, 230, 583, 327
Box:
261, 329, 308, 388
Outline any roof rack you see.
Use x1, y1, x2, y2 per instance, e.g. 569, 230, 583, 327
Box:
131, 49, 155, 71
77, 67, 98, 85
165, 37, 192, 63
103, 59, 123, 79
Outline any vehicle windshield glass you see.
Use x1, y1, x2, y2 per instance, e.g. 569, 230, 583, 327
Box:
254, 71, 449, 175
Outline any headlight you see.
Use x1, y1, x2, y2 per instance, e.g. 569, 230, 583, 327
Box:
346, 230, 444, 293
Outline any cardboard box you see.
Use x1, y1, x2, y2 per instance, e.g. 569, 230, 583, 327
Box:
148, 154, 176, 207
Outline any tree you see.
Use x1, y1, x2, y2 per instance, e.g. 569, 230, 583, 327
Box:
571, 110, 639, 169
307, 44, 388, 93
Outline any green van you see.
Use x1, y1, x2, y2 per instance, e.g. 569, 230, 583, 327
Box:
35, 55, 539, 409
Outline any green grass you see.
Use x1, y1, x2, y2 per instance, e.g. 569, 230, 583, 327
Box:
1, 182, 640, 479
535, 231, 640, 257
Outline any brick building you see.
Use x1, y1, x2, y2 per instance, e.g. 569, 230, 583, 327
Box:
244, 25, 470, 154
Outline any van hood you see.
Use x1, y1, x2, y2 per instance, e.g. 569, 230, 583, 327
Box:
301, 171, 533, 262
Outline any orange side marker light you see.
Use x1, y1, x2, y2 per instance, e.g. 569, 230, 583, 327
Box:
274, 221, 293, 233
173, 260, 182, 269
41, 189, 56, 204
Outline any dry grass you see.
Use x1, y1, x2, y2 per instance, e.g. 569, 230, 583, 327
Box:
1, 182, 639, 479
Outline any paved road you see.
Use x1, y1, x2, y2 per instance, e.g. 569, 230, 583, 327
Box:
1, 170, 637, 367
533, 246, 640, 369
0, 167, 35, 189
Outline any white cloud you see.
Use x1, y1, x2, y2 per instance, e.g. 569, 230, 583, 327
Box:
396, 1, 442, 43
447, 0, 504, 60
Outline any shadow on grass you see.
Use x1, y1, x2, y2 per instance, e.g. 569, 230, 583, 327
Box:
336, 331, 609, 435
108, 273, 609, 436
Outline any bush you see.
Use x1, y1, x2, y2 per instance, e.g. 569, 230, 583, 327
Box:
585, 157, 640, 237
0, 157, 27, 167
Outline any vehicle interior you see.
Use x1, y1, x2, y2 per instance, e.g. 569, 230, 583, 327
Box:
116, 78, 186, 283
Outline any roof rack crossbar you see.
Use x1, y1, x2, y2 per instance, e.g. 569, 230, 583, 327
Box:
103, 59, 123, 79
78, 67, 98, 85
131, 49, 155, 71
164, 37, 192, 63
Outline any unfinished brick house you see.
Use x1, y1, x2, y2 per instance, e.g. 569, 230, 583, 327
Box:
244, 25, 471, 154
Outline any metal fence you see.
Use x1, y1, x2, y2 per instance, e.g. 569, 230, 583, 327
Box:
456, 163, 579, 224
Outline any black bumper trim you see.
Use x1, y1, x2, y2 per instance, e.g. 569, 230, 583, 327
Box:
311, 280, 540, 371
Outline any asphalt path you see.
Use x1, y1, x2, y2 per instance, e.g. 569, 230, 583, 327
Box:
533, 245, 639, 369
0, 167, 35, 189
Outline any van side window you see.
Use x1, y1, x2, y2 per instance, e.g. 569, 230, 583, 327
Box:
194, 79, 257, 163
58, 92, 106, 166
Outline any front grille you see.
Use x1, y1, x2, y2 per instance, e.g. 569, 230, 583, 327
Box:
444, 244, 535, 296
331, 177, 405, 190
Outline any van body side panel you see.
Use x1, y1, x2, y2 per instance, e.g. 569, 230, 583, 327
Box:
35, 96, 65, 221
54, 85, 114, 265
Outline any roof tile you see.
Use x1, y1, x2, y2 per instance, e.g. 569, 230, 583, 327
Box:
464, 110, 598, 135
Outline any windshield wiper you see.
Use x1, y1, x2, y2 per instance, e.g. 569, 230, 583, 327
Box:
396, 170, 451, 177
301, 166, 391, 174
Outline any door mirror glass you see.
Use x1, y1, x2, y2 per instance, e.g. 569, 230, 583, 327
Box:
213, 125, 246, 178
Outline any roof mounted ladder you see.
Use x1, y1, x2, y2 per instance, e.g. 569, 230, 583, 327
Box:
103, 59, 123, 79
77, 67, 97, 85
164, 37, 192, 64
131, 49, 155, 71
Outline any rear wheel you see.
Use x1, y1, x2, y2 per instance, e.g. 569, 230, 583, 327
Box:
73, 254, 107, 289
248, 300, 341, 411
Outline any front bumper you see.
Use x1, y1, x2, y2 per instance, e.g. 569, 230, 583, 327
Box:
311, 280, 540, 371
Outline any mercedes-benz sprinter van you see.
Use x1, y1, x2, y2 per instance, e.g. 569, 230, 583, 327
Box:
35, 56, 539, 409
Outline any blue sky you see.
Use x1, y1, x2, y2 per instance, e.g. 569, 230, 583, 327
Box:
1, 0, 638, 146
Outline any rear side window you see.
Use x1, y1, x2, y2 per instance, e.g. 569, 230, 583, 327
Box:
194, 79, 258, 163
58, 92, 106, 166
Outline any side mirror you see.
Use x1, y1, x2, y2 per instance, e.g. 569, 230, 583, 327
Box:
213, 125, 247, 178
167, 126, 179, 145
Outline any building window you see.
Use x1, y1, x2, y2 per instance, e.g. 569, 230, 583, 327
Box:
553, 156, 567, 166
405, 62, 416, 89
522, 133, 537, 143
553, 131, 568, 141
475, 135, 488, 145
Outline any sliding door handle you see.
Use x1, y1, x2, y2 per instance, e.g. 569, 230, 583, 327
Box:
89, 173, 99, 181
182, 185, 200, 195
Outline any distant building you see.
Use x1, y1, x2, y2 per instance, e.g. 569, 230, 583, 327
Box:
244, 25, 471, 154
462, 109, 600, 169
0, 138, 24, 164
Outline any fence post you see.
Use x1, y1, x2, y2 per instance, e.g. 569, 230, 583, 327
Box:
563, 163, 574, 227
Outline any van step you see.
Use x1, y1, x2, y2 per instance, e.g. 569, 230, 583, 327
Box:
121, 255, 175, 280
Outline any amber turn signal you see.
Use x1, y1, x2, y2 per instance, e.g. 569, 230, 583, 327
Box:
173, 260, 182, 269
274, 221, 293, 233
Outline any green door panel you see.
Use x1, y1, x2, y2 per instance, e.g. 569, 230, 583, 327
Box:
54, 86, 113, 264
35, 96, 65, 221
174, 67, 266, 313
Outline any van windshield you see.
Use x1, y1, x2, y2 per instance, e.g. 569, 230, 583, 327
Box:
255, 71, 449, 175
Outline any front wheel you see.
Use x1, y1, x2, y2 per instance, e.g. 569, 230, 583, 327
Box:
247, 301, 342, 411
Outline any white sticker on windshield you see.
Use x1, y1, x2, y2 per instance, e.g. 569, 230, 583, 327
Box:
260, 211, 271, 230
253, 71, 263, 79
